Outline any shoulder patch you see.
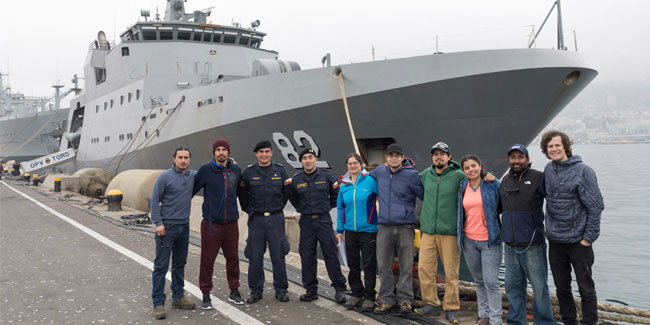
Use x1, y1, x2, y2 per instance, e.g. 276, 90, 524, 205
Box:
284, 178, 292, 186
332, 181, 339, 189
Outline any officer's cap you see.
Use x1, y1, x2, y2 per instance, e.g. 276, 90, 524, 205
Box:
299, 148, 318, 161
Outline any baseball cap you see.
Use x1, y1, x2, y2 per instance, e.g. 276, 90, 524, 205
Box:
386, 143, 403, 155
430, 142, 450, 154
507, 144, 529, 156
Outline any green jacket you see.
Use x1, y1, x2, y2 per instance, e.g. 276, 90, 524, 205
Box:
420, 160, 466, 235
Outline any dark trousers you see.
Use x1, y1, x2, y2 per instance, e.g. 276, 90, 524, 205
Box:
245, 213, 289, 293
199, 219, 240, 294
299, 214, 346, 292
549, 242, 598, 325
345, 230, 377, 299
152, 223, 189, 307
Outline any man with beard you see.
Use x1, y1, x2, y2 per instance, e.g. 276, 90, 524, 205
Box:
193, 138, 244, 308
239, 140, 291, 303
288, 148, 347, 303
499, 144, 553, 325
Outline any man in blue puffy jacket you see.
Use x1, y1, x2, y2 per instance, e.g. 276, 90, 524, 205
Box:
369, 143, 424, 315
541, 131, 604, 325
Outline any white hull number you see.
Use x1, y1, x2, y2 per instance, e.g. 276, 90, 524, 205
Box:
272, 130, 331, 169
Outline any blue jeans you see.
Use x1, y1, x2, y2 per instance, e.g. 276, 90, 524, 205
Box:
245, 213, 289, 293
504, 243, 554, 325
463, 237, 503, 325
152, 223, 190, 307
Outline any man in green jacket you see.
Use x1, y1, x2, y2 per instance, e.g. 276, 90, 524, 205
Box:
415, 142, 494, 324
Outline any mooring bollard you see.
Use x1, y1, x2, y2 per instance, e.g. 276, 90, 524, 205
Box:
54, 177, 62, 192
32, 174, 39, 186
24, 173, 31, 183
106, 189, 123, 212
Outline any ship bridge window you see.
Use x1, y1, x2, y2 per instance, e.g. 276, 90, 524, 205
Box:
239, 37, 250, 45
203, 34, 212, 42
121, 47, 130, 56
251, 39, 261, 48
224, 35, 236, 44
143, 31, 157, 40
213, 35, 222, 43
193, 33, 202, 41
178, 31, 190, 40
160, 31, 173, 40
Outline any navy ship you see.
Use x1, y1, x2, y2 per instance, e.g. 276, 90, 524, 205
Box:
58, 0, 597, 176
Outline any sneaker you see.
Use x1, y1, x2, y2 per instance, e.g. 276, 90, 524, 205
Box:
246, 291, 263, 304
229, 290, 244, 305
299, 291, 319, 302
475, 318, 490, 325
275, 291, 289, 302
399, 301, 412, 314
446, 310, 460, 324
334, 290, 347, 304
153, 305, 166, 319
361, 298, 375, 312
202, 293, 213, 310
415, 304, 442, 316
344, 296, 362, 309
373, 302, 395, 314
171, 296, 195, 309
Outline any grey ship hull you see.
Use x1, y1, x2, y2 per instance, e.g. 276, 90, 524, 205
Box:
0, 109, 69, 163
69, 58, 596, 176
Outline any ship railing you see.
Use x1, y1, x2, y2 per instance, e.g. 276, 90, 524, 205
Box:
88, 40, 117, 51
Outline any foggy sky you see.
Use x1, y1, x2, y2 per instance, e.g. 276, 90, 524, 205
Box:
1, 0, 648, 102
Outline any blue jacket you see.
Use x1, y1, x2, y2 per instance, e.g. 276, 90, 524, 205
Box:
150, 166, 196, 227
543, 155, 604, 244
457, 178, 502, 249
193, 159, 241, 224
499, 168, 546, 245
336, 170, 378, 233
369, 158, 424, 225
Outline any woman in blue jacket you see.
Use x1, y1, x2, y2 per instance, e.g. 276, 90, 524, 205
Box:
457, 155, 502, 325
336, 153, 378, 311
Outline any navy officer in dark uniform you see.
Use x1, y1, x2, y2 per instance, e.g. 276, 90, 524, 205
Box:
238, 140, 291, 303
288, 148, 348, 303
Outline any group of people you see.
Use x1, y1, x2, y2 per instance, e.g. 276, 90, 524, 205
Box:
149, 130, 604, 325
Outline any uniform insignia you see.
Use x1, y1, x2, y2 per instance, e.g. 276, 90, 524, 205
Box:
247, 164, 254, 167
297, 183, 307, 189
332, 181, 339, 189
271, 177, 281, 180
252, 177, 261, 180
315, 181, 326, 184
284, 178, 292, 185
276, 163, 283, 167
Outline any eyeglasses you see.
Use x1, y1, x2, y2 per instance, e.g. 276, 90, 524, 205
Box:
346, 161, 360, 166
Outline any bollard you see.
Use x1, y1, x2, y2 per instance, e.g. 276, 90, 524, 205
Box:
54, 177, 62, 192
24, 173, 31, 183
32, 174, 39, 186
106, 189, 123, 212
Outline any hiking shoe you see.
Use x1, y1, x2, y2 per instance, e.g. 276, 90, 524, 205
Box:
415, 304, 442, 316
475, 318, 490, 325
246, 291, 263, 304
334, 290, 347, 304
361, 298, 375, 312
399, 301, 412, 314
344, 296, 362, 309
373, 302, 395, 314
229, 290, 244, 305
171, 296, 195, 309
446, 310, 460, 324
201, 293, 213, 310
299, 291, 319, 302
153, 305, 166, 319
275, 291, 289, 302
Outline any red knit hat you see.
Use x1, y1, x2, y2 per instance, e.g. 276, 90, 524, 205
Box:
213, 138, 230, 153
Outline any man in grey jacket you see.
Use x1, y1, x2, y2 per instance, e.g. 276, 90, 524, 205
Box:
150, 147, 197, 319
540, 131, 604, 325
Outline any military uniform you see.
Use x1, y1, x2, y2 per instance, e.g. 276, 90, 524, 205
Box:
289, 165, 347, 299
239, 161, 290, 297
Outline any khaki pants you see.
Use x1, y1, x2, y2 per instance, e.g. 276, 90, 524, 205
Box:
418, 233, 460, 310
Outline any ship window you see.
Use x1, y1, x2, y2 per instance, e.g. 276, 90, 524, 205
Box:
224, 35, 236, 44
251, 39, 260, 48
110, 99, 114, 108
206, 98, 213, 105
193, 33, 202, 41
178, 32, 190, 40
136, 90, 141, 100
143, 31, 157, 40
239, 37, 250, 45
160, 31, 173, 40
213, 35, 221, 43
96, 105, 99, 113
203, 34, 212, 42
120, 95, 124, 105
104, 102, 108, 110
150, 113, 157, 119
121, 47, 130, 56
197, 101, 203, 107
128, 92, 132, 103
145, 131, 149, 138
218, 96, 223, 102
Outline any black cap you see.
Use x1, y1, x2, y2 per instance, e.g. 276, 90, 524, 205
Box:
430, 142, 450, 154
386, 143, 404, 155
253, 140, 273, 152
507, 144, 529, 156
299, 148, 318, 160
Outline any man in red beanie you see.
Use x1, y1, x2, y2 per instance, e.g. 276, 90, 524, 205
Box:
192, 138, 244, 308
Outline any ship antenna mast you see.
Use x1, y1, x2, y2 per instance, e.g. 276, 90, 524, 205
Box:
528, 0, 567, 50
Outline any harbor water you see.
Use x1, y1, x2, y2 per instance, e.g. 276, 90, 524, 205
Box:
523, 143, 650, 309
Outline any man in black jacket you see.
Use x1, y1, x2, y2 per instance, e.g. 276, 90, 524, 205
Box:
499, 144, 553, 325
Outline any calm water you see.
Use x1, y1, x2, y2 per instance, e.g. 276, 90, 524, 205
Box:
525, 143, 650, 309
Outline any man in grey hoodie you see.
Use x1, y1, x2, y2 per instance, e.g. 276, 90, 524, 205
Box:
540, 131, 604, 325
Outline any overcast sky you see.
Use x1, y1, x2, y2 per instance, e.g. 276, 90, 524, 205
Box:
1, 0, 648, 100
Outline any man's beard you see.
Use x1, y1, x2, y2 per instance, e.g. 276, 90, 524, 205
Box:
434, 162, 446, 169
